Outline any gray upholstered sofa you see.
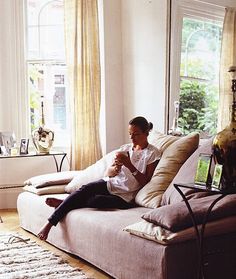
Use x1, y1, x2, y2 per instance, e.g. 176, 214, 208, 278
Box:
17, 132, 236, 279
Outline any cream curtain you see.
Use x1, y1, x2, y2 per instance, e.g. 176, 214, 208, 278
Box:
218, 7, 236, 131
64, 0, 102, 170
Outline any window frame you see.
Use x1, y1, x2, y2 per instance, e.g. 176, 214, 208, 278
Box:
168, 0, 225, 131
25, 0, 70, 149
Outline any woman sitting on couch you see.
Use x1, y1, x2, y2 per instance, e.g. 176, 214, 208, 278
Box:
38, 116, 161, 240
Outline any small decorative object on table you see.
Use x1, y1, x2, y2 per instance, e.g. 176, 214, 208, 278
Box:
211, 163, 223, 190
0, 146, 8, 156
20, 139, 29, 155
212, 66, 236, 191
32, 96, 54, 154
168, 101, 182, 136
0, 131, 16, 155
194, 153, 212, 187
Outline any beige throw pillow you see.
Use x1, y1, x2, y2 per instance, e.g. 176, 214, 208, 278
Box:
161, 138, 213, 205
148, 130, 180, 154
135, 133, 199, 208
24, 171, 79, 189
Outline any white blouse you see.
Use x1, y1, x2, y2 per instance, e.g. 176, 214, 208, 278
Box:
107, 143, 161, 202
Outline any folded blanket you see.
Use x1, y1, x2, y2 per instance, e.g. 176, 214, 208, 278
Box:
24, 171, 79, 189
142, 194, 236, 232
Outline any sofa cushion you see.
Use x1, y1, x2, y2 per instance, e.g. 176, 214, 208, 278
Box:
161, 137, 214, 205
135, 132, 199, 208
123, 215, 236, 245
148, 130, 180, 153
142, 194, 236, 232
24, 171, 79, 188
23, 184, 66, 195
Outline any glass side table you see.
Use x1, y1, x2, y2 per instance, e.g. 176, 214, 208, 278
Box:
174, 183, 235, 279
0, 151, 67, 172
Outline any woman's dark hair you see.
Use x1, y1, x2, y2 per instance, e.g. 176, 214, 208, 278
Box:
129, 116, 153, 133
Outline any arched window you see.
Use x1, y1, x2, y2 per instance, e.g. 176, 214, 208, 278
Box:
26, 0, 70, 148
169, 1, 224, 138
28, 0, 65, 60
179, 17, 222, 136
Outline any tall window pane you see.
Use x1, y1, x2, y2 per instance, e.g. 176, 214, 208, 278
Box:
26, 0, 70, 148
178, 17, 222, 137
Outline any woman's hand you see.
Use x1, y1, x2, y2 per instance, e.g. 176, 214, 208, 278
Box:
104, 151, 130, 177
115, 152, 132, 169
104, 164, 122, 177
116, 151, 159, 187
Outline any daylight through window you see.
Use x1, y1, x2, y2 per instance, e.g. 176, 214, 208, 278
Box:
178, 16, 223, 137
26, 0, 70, 148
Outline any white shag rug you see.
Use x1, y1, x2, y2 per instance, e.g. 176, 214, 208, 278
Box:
0, 233, 94, 279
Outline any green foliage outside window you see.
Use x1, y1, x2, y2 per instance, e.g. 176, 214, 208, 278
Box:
178, 80, 218, 136
28, 65, 41, 131
178, 17, 222, 137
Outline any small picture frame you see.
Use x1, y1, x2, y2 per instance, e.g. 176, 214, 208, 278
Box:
20, 139, 29, 155
0, 131, 16, 154
194, 153, 212, 186
0, 146, 8, 156
211, 164, 223, 189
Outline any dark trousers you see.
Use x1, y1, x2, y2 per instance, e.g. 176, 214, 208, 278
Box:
48, 179, 133, 226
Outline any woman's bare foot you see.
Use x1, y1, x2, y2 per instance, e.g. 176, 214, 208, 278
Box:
37, 222, 53, 241
45, 198, 63, 208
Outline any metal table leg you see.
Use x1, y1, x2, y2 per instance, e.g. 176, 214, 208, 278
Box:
52, 153, 67, 172
174, 184, 226, 279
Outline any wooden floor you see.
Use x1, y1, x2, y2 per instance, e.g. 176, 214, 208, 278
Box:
0, 209, 113, 279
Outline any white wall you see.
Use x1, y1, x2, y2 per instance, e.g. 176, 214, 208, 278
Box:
102, 0, 168, 149
121, 0, 167, 143
102, 0, 124, 153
